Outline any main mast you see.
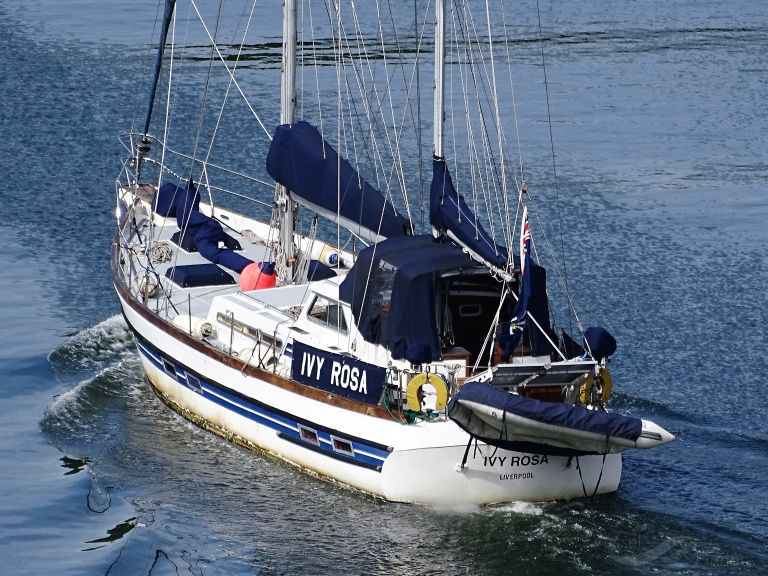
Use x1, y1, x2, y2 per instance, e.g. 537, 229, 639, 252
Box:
433, 0, 446, 162
276, 0, 298, 284
431, 0, 446, 240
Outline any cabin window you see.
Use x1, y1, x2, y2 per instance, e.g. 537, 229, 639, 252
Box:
331, 436, 355, 457
459, 303, 482, 318
307, 295, 348, 333
371, 261, 396, 316
216, 312, 282, 350
298, 425, 320, 446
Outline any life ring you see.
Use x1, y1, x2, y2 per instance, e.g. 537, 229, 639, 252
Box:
406, 373, 448, 412
597, 368, 613, 402
578, 368, 613, 405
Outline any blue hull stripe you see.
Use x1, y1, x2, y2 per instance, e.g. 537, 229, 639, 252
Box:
133, 335, 390, 471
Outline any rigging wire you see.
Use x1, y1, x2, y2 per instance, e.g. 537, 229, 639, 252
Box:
367, 0, 414, 224
318, 0, 427, 234
188, 0, 272, 140
157, 6, 179, 300
484, 0, 511, 255
451, 1, 509, 249
535, 0, 578, 336
188, 0, 225, 188
499, 0, 525, 192
307, 0, 326, 137
199, 0, 260, 212
130, 0, 164, 138
414, 0, 425, 229
335, 0, 342, 256
382, 0, 424, 226
462, 1, 512, 249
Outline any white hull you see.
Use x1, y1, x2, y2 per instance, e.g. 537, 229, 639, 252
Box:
119, 291, 621, 505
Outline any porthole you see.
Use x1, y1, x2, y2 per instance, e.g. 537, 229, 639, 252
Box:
298, 425, 320, 446
186, 373, 202, 393
163, 359, 176, 375
331, 436, 354, 457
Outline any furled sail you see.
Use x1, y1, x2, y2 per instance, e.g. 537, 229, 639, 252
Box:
429, 157, 509, 272
142, 0, 177, 137
266, 121, 411, 243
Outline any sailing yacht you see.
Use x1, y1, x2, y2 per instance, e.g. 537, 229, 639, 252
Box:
112, 0, 673, 505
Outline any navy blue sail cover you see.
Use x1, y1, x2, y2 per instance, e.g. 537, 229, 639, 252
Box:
430, 158, 508, 269
165, 186, 252, 274
194, 217, 252, 273
339, 235, 473, 363
154, 181, 199, 218
448, 381, 642, 447
267, 121, 411, 242
307, 260, 337, 281
495, 263, 555, 358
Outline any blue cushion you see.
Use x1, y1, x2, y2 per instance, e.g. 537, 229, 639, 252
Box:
164, 264, 235, 288
307, 259, 337, 281
171, 230, 197, 252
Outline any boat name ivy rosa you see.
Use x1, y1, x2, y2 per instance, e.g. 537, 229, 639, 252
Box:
481, 454, 549, 468
292, 341, 386, 402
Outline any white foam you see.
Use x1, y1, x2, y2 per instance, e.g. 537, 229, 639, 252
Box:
47, 373, 94, 413
493, 501, 545, 516
46, 356, 144, 416
48, 315, 136, 377
59, 314, 133, 354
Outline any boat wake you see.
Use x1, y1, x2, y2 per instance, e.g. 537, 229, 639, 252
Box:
44, 357, 143, 419
491, 501, 545, 516
42, 315, 145, 455
48, 314, 136, 379
609, 391, 691, 423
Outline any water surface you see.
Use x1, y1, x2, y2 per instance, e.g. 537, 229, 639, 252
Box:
1, 1, 766, 574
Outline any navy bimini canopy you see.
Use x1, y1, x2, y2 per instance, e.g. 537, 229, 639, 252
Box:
430, 158, 508, 270
339, 235, 475, 363
267, 121, 411, 243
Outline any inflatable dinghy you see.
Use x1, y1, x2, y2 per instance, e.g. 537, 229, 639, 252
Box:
448, 381, 674, 455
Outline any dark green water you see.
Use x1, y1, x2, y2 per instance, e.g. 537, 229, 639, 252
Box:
1, 1, 767, 574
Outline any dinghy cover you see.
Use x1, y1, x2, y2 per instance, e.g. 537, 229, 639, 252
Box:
448, 381, 642, 455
